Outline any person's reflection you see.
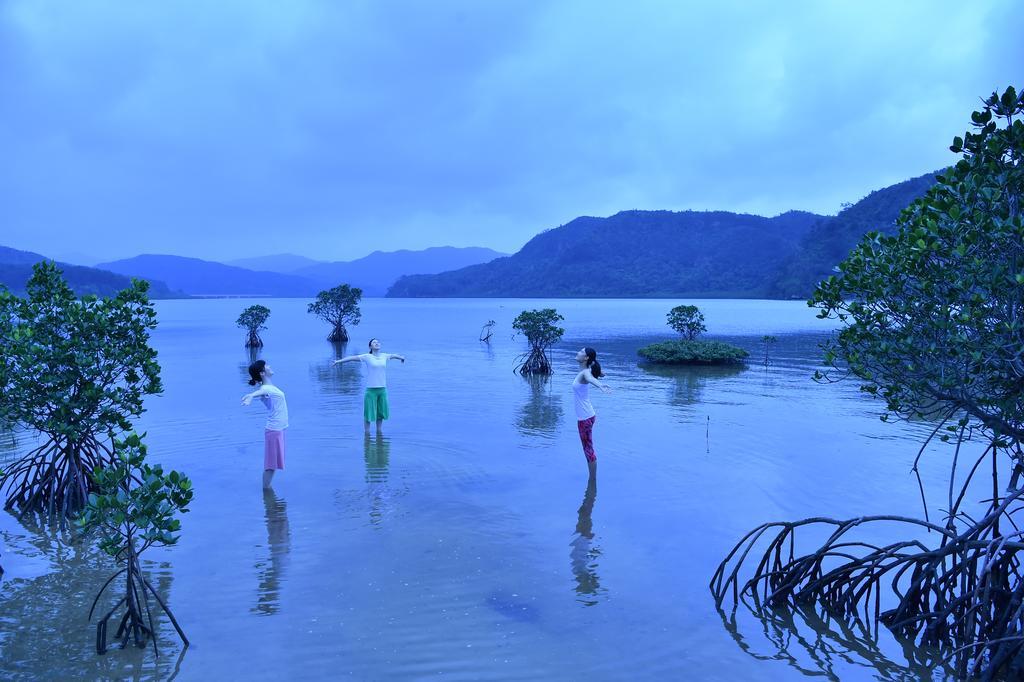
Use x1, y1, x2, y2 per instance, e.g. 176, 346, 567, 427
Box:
364, 434, 391, 526
569, 477, 604, 605
253, 489, 291, 615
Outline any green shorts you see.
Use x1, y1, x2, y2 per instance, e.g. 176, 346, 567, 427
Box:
364, 387, 390, 422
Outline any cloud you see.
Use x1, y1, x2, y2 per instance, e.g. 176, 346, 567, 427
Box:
0, 0, 1020, 262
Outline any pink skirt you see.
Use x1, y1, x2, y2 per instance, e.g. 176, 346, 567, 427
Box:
264, 429, 286, 470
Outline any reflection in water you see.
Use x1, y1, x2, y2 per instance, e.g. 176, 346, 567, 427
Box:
364, 435, 392, 526
516, 376, 564, 437
569, 478, 604, 606
0, 510, 184, 678
0, 420, 19, 457
309, 342, 362, 396
719, 601, 953, 681
253, 490, 291, 616
639, 363, 745, 412
364, 434, 391, 483
238, 347, 262, 382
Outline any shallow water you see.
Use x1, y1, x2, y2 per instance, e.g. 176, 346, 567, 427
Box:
0, 298, 971, 680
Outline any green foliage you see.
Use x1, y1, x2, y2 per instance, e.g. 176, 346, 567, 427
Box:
637, 339, 749, 365
236, 304, 270, 333
715, 88, 1024, 682
0, 262, 162, 518
512, 309, 565, 375
0, 261, 162, 441
512, 309, 565, 349
77, 433, 193, 556
236, 304, 271, 348
667, 304, 706, 340
307, 284, 362, 342
811, 86, 1024, 442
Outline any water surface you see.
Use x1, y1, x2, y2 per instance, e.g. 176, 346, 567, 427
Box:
0, 299, 966, 680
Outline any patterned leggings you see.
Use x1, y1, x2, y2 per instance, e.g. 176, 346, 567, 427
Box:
577, 416, 597, 462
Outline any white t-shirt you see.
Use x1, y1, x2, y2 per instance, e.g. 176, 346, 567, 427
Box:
256, 384, 289, 431
572, 376, 596, 421
360, 353, 392, 388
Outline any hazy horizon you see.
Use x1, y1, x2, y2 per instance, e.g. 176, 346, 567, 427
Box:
2, 1, 1021, 265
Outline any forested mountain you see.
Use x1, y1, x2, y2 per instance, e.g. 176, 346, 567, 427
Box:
295, 246, 506, 295
388, 210, 824, 297
96, 255, 321, 297
389, 172, 941, 299
769, 171, 940, 298
0, 246, 180, 298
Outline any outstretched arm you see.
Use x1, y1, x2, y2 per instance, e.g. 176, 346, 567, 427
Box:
333, 354, 363, 366
388, 353, 406, 363
584, 369, 611, 393
241, 386, 269, 405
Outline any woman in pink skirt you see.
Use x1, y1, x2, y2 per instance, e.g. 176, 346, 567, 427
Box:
242, 360, 289, 489
572, 347, 611, 480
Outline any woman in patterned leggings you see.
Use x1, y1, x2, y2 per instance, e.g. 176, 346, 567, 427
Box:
572, 347, 611, 479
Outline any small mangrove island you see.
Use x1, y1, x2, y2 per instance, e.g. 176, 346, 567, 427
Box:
637, 304, 749, 365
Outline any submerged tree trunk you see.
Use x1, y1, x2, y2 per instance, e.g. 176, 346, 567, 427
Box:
328, 323, 349, 343
93, 546, 189, 655
516, 346, 553, 375
245, 329, 264, 348
711, 437, 1024, 681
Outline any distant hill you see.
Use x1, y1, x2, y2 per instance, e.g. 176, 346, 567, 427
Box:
769, 171, 940, 298
97, 255, 320, 297
387, 211, 824, 298
295, 246, 506, 296
0, 246, 180, 298
227, 253, 324, 272
389, 172, 943, 299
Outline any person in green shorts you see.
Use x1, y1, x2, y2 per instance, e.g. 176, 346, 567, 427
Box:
334, 338, 406, 435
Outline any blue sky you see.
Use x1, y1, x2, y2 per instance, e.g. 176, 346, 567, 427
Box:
1, 0, 1021, 264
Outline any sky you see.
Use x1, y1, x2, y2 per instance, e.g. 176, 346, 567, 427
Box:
0, 1, 1021, 265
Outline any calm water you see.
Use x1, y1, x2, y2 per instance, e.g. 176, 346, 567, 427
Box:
0, 299, 967, 680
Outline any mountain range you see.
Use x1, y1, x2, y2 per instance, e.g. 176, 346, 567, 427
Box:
292, 247, 507, 296
96, 255, 320, 297
0, 246, 180, 298
388, 171, 941, 298
97, 246, 507, 297
3, 170, 943, 300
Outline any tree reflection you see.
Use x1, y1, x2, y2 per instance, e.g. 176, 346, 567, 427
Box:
238, 347, 262, 383
718, 599, 953, 681
569, 478, 604, 606
0, 510, 184, 678
309, 342, 362, 396
639, 364, 744, 412
515, 375, 564, 437
253, 490, 291, 616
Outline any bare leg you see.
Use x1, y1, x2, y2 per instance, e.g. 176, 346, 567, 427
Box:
587, 459, 597, 481
376, 418, 384, 435
262, 469, 275, 489
364, 421, 371, 435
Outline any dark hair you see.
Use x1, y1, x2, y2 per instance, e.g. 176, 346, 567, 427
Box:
247, 359, 267, 386
584, 347, 603, 378
368, 338, 379, 352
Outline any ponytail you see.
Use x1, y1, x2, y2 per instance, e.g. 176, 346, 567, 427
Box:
584, 347, 603, 379
247, 359, 266, 386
